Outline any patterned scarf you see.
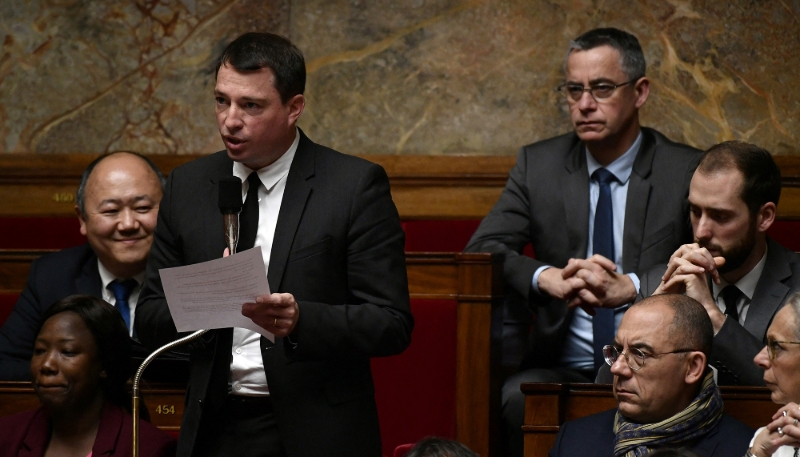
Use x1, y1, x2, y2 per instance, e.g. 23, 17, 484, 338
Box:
613, 371, 723, 457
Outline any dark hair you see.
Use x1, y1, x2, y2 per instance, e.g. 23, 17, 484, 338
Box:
568, 28, 646, 80
697, 140, 782, 215
76, 152, 166, 217
38, 294, 133, 412
215, 32, 306, 104
405, 437, 479, 457
634, 294, 713, 359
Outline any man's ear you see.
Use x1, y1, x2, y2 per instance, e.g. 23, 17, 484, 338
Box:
75, 205, 88, 237
634, 77, 650, 109
684, 351, 706, 384
756, 202, 776, 233
286, 94, 305, 126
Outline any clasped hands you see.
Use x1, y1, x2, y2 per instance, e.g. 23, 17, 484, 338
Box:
653, 243, 726, 331
750, 403, 800, 457
539, 254, 637, 315
223, 248, 299, 338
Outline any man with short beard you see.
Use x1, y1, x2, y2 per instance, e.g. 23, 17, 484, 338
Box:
643, 140, 800, 386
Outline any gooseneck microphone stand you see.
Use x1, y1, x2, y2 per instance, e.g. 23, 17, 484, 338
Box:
132, 176, 243, 457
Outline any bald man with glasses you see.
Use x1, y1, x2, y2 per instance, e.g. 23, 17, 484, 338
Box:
465, 27, 702, 456
549, 294, 752, 457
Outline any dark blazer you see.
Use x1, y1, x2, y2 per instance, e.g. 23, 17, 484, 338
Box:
0, 244, 100, 380
466, 128, 701, 368
135, 132, 413, 457
549, 408, 753, 457
640, 237, 800, 385
0, 402, 176, 457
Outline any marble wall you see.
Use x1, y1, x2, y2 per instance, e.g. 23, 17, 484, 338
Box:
2, 0, 798, 155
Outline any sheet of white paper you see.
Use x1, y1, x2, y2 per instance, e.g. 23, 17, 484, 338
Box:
159, 246, 274, 342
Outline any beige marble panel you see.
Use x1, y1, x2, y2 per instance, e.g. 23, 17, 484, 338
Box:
0, 0, 288, 154
295, 0, 800, 155
2, 0, 799, 155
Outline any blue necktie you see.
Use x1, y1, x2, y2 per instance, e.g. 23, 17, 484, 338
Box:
591, 168, 617, 372
108, 279, 138, 331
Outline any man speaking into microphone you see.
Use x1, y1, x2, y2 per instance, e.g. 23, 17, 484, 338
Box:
135, 32, 413, 457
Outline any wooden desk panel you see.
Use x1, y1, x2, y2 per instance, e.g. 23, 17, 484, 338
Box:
0, 382, 185, 431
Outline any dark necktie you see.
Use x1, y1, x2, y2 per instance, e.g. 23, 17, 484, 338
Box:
591, 168, 617, 372
108, 279, 138, 331
720, 285, 743, 323
237, 172, 262, 252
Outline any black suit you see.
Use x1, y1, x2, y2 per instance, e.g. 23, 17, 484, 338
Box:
466, 127, 701, 369
0, 244, 100, 380
135, 132, 413, 457
549, 408, 753, 457
640, 237, 800, 385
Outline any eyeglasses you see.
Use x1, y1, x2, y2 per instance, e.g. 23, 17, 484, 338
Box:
602, 345, 696, 371
767, 337, 800, 360
556, 79, 639, 102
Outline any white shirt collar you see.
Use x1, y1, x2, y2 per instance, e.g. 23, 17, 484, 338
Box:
232, 128, 299, 192
712, 246, 768, 300
586, 130, 642, 184
97, 259, 145, 290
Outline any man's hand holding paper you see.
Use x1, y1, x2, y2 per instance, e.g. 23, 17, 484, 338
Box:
159, 246, 275, 341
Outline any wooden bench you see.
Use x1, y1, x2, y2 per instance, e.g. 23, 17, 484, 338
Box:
522, 382, 776, 457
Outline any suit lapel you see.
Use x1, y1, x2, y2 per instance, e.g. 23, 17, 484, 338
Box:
746, 238, 792, 337
622, 131, 654, 273
268, 133, 314, 292
75, 250, 102, 296
563, 141, 590, 258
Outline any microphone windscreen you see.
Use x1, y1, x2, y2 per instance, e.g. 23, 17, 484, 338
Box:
218, 176, 243, 214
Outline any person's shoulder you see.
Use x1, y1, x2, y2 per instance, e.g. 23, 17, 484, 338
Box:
551, 409, 616, 456
520, 131, 581, 155
301, 135, 379, 172
706, 413, 754, 453
0, 409, 41, 449
717, 412, 755, 433
644, 127, 702, 156
168, 150, 231, 180
30, 243, 94, 270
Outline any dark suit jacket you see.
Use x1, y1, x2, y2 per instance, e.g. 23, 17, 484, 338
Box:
549, 408, 753, 457
0, 244, 100, 380
465, 128, 701, 368
0, 402, 176, 457
135, 132, 413, 457
640, 237, 800, 385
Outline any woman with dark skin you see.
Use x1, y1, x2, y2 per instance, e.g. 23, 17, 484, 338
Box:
0, 294, 175, 457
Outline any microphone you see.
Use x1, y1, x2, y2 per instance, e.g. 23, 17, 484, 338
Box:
134, 177, 244, 457
219, 176, 244, 255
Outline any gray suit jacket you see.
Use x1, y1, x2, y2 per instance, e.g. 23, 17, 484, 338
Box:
640, 237, 800, 385
466, 127, 701, 368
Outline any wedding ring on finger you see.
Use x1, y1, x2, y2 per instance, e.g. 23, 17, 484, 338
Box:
778, 426, 785, 437
274, 318, 278, 327
795, 418, 799, 427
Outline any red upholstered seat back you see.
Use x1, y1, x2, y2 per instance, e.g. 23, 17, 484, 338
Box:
0, 217, 85, 249
371, 299, 458, 457
0, 294, 16, 326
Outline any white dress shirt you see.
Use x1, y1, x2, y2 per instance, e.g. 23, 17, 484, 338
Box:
228, 129, 299, 396
97, 260, 145, 338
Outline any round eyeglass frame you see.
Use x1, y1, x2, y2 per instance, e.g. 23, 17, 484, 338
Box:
602, 344, 696, 371
766, 337, 800, 360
